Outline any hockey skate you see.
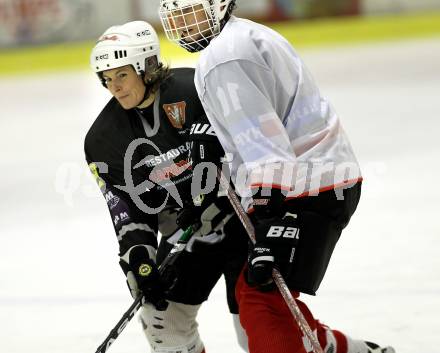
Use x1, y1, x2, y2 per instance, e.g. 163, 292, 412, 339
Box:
364, 341, 395, 353
345, 340, 396, 353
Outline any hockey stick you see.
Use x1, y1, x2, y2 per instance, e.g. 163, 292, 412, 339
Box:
217, 169, 324, 353
94, 226, 194, 353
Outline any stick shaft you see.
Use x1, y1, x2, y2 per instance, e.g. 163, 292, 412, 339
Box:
94, 295, 144, 353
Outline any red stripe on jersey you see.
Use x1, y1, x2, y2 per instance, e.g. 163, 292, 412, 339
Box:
247, 178, 363, 214
250, 183, 292, 191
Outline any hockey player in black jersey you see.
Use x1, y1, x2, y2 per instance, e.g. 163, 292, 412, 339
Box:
85, 21, 248, 353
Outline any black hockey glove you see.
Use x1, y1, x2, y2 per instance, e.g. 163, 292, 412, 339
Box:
248, 187, 299, 290
248, 212, 300, 290
119, 245, 168, 310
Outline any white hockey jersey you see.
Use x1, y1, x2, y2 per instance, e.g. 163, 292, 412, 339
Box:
194, 16, 362, 209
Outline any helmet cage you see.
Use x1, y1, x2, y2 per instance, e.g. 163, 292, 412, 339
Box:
159, 0, 235, 52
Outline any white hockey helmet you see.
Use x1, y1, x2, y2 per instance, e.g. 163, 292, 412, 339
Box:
159, 0, 235, 52
90, 21, 160, 76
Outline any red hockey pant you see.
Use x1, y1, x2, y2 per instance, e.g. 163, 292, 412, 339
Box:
236, 270, 348, 353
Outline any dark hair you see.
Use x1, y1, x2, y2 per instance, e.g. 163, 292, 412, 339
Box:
220, 0, 237, 30
143, 60, 171, 87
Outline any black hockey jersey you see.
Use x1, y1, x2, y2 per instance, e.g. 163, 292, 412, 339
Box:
84, 68, 207, 256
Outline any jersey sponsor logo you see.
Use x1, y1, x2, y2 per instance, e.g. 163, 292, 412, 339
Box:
154, 172, 193, 191
252, 198, 269, 206
144, 143, 190, 167
104, 191, 114, 202
266, 226, 300, 239
104, 191, 120, 209
149, 159, 191, 183
233, 127, 267, 146
162, 101, 186, 129
113, 212, 129, 226
109, 197, 120, 209
189, 123, 216, 136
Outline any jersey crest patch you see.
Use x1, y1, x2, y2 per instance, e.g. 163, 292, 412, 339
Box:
163, 101, 186, 129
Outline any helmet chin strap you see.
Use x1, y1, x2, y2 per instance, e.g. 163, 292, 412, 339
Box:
179, 37, 212, 53
220, 2, 235, 30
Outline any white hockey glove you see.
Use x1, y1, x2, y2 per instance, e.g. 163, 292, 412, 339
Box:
176, 196, 233, 250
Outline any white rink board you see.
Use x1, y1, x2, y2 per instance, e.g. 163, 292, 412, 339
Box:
0, 37, 439, 353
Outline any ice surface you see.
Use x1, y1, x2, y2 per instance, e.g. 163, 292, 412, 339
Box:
1, 37, 439, 353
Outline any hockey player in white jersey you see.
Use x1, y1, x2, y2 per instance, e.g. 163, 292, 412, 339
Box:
159, 1, 396, 353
